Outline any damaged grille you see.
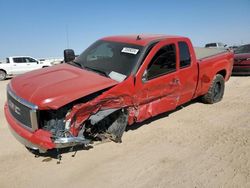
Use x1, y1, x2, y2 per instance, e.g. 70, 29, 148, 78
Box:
7, 86, 38, 131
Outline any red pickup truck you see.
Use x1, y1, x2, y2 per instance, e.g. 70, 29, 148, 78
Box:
4, 35, 233, 153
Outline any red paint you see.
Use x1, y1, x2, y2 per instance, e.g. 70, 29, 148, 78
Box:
5, 35, 234, 149
10, 64, 118, 109
4, 104, 55, 149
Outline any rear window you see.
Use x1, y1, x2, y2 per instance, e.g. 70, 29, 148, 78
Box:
13, 58, 25, 63
178, 42, 191, 68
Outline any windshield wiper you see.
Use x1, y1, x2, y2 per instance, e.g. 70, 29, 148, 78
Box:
84, 66, 109, 77
67, 61, 83, 68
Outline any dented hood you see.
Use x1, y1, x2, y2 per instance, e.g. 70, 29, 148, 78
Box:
10, 64, 118, 109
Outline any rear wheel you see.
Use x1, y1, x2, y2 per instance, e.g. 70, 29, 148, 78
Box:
0, 70, 6, 81
201, 74, 225, 104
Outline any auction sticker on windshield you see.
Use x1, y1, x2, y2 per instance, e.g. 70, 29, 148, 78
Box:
109, 71, 127, 82
121, 47, 139, 55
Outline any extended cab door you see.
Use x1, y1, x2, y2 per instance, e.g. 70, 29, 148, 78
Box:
135, 40, 180, 121
176, 40, 198, 105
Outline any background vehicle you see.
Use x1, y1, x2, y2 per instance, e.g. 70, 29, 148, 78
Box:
4, 35, 233, 153
0, 56, 52, 80
228, 45, 238, 51
232, 44, 250, 75
39, 58, 63, 65
205, 42, 228, 49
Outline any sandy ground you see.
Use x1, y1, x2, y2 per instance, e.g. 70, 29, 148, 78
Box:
0, 76, 250, 188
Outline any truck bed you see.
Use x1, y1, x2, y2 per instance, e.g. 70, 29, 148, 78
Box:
194, 47, 227, 60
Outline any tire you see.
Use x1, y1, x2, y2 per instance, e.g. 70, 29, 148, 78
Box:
106, 109, 128, 143
201, 74, 225, 104
0, 70, 6, 81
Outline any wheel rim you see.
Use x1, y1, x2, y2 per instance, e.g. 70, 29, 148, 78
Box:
213, 82, 221, 101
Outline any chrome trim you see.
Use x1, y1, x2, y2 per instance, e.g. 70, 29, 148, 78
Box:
7, 84, 39, 132
7, 84, 38, 110
30, 110, 39, 131
54, 136, 91, 148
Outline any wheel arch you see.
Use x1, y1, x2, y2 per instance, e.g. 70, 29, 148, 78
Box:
0, 69, 7, 74
216, 69, 227, 79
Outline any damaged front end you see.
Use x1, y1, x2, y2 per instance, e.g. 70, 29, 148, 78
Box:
37, 77, 136, 151
39, 104, 129, 151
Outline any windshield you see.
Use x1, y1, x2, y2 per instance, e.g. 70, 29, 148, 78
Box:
74, 40, 144, 82
234, 44, 250, 54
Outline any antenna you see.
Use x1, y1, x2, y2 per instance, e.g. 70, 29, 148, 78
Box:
66, 25, 69, 48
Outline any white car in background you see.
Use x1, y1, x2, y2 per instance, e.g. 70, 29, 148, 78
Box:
0, 56, 52, 80
39, 58, 63, 65
205, 42, 228, 49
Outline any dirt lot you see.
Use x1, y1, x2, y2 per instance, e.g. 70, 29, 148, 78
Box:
0, 76, 250, 188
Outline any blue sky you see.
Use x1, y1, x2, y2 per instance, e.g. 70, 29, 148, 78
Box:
0, 0, 249, 59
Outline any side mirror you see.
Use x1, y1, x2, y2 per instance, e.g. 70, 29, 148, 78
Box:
64, 49, 75, 63
142, 69, 148, 83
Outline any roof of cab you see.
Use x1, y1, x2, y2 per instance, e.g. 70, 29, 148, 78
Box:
101, 34, 185, 46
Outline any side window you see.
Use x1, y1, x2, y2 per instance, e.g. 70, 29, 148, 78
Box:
178, 42, 191, 68
25, 57, 37, 63
147, 44, 176, 80
13, 58, 25, 63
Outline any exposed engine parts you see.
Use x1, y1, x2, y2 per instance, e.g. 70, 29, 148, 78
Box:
84, 108, 129, 143
40, 106, 128, 151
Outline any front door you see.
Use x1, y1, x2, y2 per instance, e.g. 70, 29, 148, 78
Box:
135, 41, 180, 122
23, 57, 41, 72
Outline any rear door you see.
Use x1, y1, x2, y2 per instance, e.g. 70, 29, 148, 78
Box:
135, 40, 180, 121
176, 40, 198, 105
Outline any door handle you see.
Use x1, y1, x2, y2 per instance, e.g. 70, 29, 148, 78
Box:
172, 78, 180, 84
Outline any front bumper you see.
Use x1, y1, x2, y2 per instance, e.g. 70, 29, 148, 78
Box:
4, 103, 55, 152
4, 103, 91, 152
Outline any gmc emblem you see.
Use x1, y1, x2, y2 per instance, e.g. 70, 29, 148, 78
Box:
8, 99, 21, 115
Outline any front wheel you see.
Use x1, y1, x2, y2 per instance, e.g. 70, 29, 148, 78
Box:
0, 70, 6, 81
201, 74, 225, 104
